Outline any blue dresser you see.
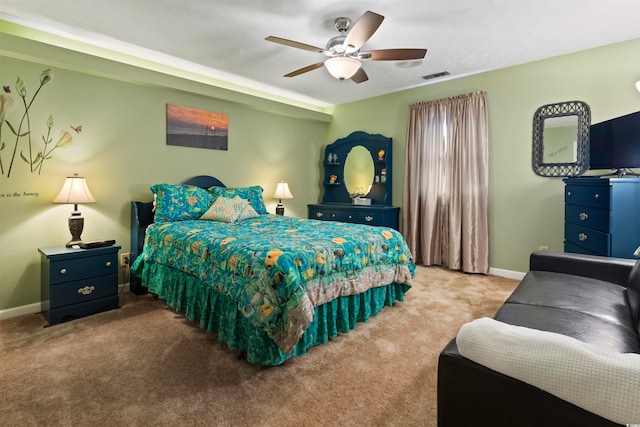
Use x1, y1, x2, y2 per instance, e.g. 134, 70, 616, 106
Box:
563, 177, 640, 259
308, 203, 399, 230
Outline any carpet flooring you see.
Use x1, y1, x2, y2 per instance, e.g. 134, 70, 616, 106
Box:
0, 265, 517, 426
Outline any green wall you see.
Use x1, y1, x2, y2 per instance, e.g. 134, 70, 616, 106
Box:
0, 33, 329, 311
329, 38, 640, 273
1, 23, 639, 313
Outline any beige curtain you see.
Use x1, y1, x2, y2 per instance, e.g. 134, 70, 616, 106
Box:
402, 91, 489, 273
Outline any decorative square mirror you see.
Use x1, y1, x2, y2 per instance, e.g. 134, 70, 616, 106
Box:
532, 101, 591, 177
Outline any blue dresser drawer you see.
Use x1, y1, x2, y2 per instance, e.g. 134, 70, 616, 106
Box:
565, 184, 610, 209
331, 210, 380, 225
308, 204, 399, 229
564, 204, 609, 232
309, 206, 331, 221
564, 222, 610, 255
49, 252, 118, 285
564, 241, 599, 256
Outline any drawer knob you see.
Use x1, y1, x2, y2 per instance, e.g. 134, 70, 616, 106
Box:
105, 261, 112, 267
579, 212, 588, 221
365, 216, 373, 222
579, 233, 588, 241
567, 191, 572, 197
60, 268, 67, 275
316, 212, 323, 218
348, 215, 352, 219
78, 285, 95, 296
594, 193, 600, 199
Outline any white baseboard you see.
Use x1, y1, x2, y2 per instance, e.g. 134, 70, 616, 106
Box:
0, 282, 131, 321
0, 302, 42, 321
489, 267, 526, 281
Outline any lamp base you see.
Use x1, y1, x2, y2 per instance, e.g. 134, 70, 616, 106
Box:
276, 203, 284, 216
66, 239, 83, 248
67, 211, 84, 247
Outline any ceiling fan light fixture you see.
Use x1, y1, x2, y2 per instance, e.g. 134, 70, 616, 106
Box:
325, 57, 361, 80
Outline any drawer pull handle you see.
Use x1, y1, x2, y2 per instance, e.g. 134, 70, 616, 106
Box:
594, 194, 600, 199
105, 261, 112, 267
579, 212, 588, 221
579, 233, 588, 241
60, 268, 67, 275
365, 216, 374, 222
78, 285, 95, 296
316, 212, 323, 218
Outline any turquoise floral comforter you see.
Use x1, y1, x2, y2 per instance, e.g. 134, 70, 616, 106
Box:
132, 214, 414, 353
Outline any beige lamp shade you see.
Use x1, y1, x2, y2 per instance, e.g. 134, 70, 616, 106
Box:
53, 174, 96, 205
273, 180, 294, 200
273, 180, 293, 216
53, 174, 95, 247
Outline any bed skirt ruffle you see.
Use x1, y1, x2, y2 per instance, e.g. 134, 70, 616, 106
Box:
138, 262, 410, 365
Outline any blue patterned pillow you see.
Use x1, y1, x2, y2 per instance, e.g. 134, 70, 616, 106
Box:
209, 185, 267, 214
151, 183, 212, 223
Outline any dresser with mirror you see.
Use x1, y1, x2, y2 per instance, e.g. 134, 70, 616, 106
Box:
308, 131, 400, 229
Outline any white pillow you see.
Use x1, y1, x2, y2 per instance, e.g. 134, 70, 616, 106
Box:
456, 317, 640, 425
238, 203, 259, 221
200, 196, 248, 223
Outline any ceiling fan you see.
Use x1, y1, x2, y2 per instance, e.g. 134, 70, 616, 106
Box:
265, 11, 427, 84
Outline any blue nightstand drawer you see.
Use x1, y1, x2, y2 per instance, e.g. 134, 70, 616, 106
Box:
564, 223, 610, 255
49, 253, 118, 285
48, 296, 119, 325
565, 184, 610, 209
50, 274, 118, 307
564, 204, 609, 233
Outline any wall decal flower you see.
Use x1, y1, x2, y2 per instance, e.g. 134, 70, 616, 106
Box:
0, 68, 76, 178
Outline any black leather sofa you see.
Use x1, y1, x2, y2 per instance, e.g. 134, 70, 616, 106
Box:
438, 251, 640, 427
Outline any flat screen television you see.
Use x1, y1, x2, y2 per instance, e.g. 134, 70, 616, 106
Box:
589, 110, 640, 176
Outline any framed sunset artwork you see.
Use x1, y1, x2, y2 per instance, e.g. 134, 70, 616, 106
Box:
166, 104, 228, 150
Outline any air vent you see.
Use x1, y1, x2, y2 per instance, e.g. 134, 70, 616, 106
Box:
422, 71, 450, 80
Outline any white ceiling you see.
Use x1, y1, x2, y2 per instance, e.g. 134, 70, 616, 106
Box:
1, 0, 639, 108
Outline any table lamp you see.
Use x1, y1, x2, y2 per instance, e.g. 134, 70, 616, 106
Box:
273, 180, 293, 215
53, 173, 96, 247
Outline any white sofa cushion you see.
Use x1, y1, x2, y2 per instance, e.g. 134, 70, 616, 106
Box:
456, 317, 640, 425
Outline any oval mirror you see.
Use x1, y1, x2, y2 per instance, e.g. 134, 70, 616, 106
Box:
344, 146, 374, 197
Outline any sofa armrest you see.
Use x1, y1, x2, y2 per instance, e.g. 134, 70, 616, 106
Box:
529, 251, 635, 287
456, 318, 640, 425
437, 339, 621, 427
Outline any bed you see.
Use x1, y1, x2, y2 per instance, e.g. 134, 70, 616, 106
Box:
130, 176, 415, 365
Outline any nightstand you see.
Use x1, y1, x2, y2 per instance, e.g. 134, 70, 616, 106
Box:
39, 245, 121, 326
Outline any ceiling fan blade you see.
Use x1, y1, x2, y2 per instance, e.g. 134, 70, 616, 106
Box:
283, 61, 325, 77
360, 48, 428, 61
351, 67, 369, 84
265, 36, 325, 53
343, 11, 384, 53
